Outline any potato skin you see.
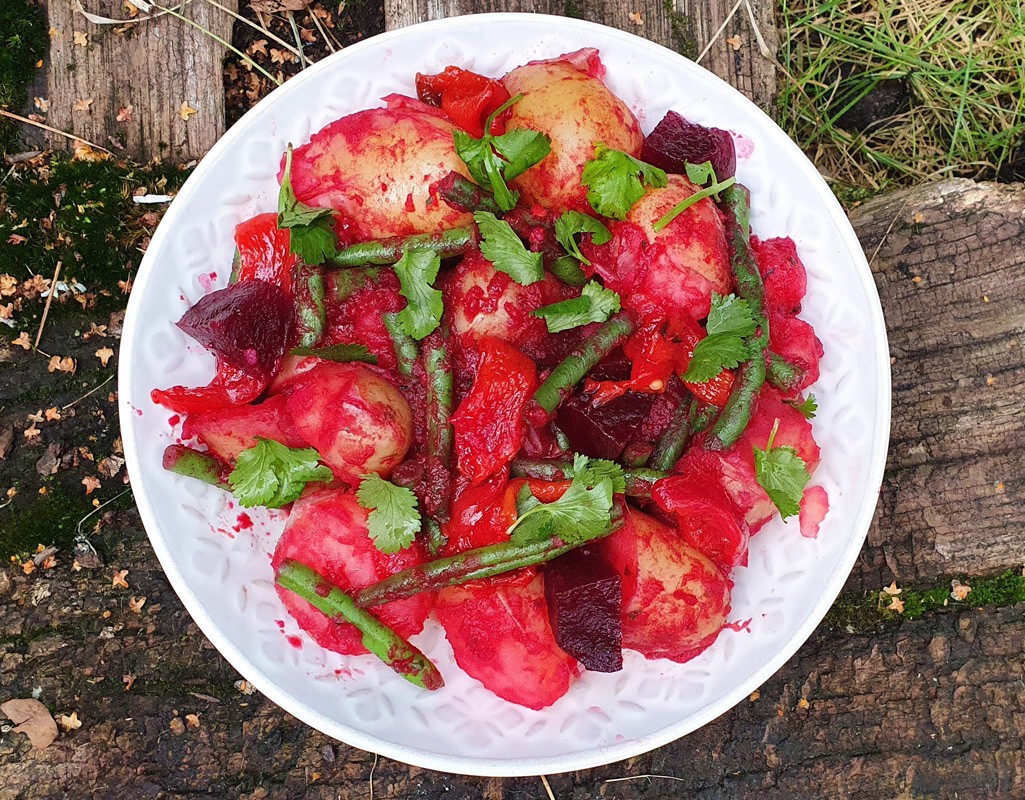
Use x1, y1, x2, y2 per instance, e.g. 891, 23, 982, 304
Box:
502, 50, 643, 213
284, 362, 413, 483
288, 100, 472, 239
601, 507, 731, 663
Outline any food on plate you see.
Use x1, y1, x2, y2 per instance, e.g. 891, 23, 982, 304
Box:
154, 48, 828, 709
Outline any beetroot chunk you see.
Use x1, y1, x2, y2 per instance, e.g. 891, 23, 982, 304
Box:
176, 279, 293, 381
544, 546, 623, 673
641, 111, 736, 181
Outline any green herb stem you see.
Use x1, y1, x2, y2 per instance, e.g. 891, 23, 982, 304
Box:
653, 176, 737, 232
162, 445, 225, 487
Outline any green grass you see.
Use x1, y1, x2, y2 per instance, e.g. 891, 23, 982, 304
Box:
0, 0, 47, 153
778, 0, 1025, 192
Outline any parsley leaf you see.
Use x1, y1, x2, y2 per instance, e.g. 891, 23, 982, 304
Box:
753, 419, 811, 520
581, 144, 667, 221
453, 95, 551, 212
532, 280, 621, 333
393, 247, 443, 340
508, 454, 617, 545
289, 343, 378, 364
554, 211, 612, 266
653, 160, 736, 233
228, 438, 333, 509
277, 144, 339, 265
356, 474, 420, 554
473, 211, 544, 285
682, 293, 758, 383
789, 394, 818, 419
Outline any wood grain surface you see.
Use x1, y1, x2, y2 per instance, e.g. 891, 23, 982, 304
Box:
384, 0, 778, 109
47, 0, 238, 161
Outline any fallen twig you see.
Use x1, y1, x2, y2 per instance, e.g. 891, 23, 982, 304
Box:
33, 261, 62, 352
0, 110, 114, 156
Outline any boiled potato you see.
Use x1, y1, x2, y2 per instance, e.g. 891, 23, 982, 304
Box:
503, 49, 643, 213
288, 100, 472, 239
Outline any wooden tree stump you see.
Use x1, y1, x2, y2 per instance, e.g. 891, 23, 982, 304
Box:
47, 0, 238, 161
848, 179, 1025, 592
383, 0, 778, 110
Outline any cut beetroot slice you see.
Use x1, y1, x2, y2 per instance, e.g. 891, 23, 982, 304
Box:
176, 279, 293, 380
641, 111, 736, 181
544, 547, 623, 672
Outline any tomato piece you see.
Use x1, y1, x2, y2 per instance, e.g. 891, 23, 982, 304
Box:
651, 472, 750, 570
451, 337, 538, 484
685, 368, 735, 407
151, 360, 267, 414
415, 66, 511, 138
232, 213, 296, 294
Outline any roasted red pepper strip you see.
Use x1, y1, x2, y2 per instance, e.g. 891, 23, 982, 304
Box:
151, 361, 266, 414
415, 66, 512, 138
451, 336, 538, 484
232, 213, 296, 293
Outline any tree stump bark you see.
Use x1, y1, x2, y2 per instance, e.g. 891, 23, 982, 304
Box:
47, 0, 238, 161
383, 0, 779, 110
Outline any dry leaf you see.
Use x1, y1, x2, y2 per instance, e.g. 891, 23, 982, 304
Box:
1, 699, 59, 749
7, 234, 27, 246
34, 97, 50, 112
169, 717, 186, 735
250, 0, 314, 11
128, 595, 147, 614
185, 713, 200, 729
82, 476, 101, 495
12, 331, 32, 350
122, 673, 136, 691
95, 347, 114, 367
950, 579, 972, 601
247, 39, 268, 56
123, 0, 140, 17
116, 105, 134, 123
73, 142, 108, 163
797, 697, 810, 710
882, 581, 901, 596
83, 322, 108, 339
73, 30, 89, 47
887, 596, 905, 613
97, 455, 125, 477
23, 423, 41, 441
628, 11, 644, 25
57, 711, 82, 731
749, 690, 761, 701
1, 274, 18, 296
27, 410, 44, 423
21, 560, 35, 575
179, 102, 198, 121
45, 407, 61, 421
270, 48, 295, 65
112, 568, 129, 589
42, 555, 57, 570
725, 35, 742, 50
47, 355, 76, 374
72, 97, 94, 113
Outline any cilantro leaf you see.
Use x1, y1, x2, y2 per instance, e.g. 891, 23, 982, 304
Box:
453, 96, 551, 212
289, 343, 378, 364
753, 420, 811, 520
564, 456, 626, 495
682, 293, 757, 383
508, 454, 617, 545
393, 247, 443, 340
789, 394, 818, 419
652, 160, 736, 233
356, 474, 420, 554
554, 211, 612, 266
581, 144, 667, 220
277, 144, 338, 265
532, 280, 621, 333
473, 211, 543, 284
228, 438, 332, 509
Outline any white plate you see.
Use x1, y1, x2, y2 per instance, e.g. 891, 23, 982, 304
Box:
119, 13, 891, 777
